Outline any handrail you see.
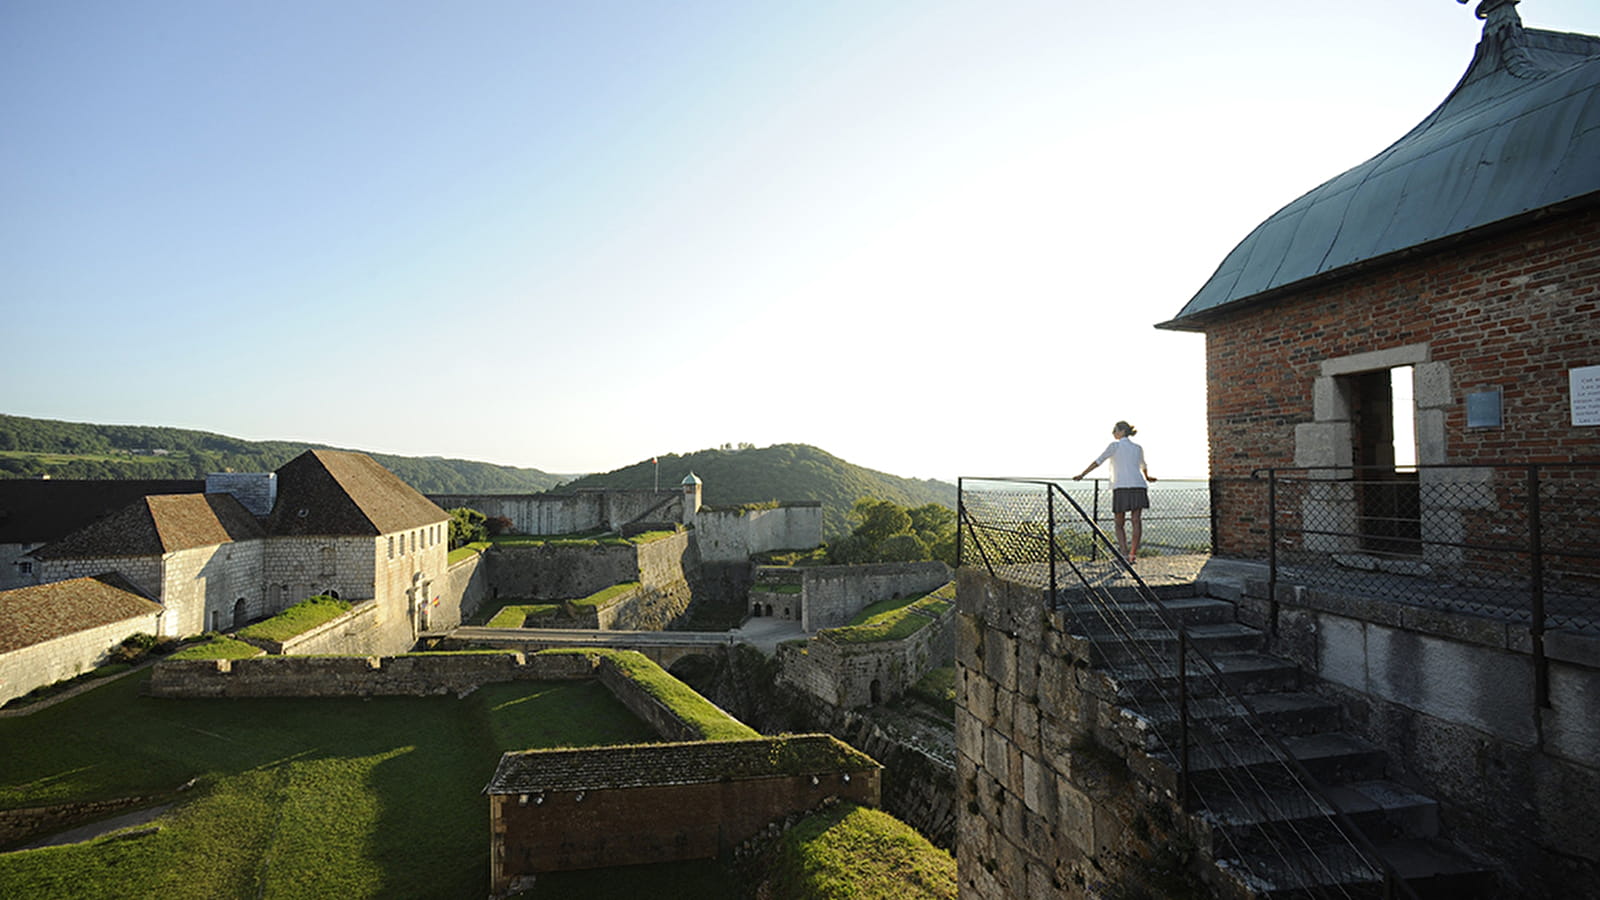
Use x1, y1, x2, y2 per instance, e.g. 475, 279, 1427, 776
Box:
961, 477, 1419, 899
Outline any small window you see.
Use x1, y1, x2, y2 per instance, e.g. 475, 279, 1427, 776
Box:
388, 536, 395, 559
17, 561, 32, 575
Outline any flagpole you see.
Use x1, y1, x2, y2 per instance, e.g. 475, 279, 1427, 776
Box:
653, 457, 659, 492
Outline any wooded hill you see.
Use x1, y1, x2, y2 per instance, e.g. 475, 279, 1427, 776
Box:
0, 414, 566, 493
557, 444, 956, 537
0, 417, 956, 537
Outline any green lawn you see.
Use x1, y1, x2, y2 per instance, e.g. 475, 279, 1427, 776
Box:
0, 672, 659, 899
236, 595, 351, 643
824, 585, 954, 645
761, 804, 955, 899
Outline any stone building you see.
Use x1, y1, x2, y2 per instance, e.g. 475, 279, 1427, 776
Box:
0, 479, 202, 591
1, 450, 449, 703
0, 573, 163, 706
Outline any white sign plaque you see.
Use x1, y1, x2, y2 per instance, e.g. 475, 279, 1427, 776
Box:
1573, 365, 1600, 427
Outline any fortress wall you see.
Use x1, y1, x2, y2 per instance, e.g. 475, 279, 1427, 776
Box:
800, 562, 951, 631
485, 544, 639, 601
427, 490, 682, 536
428, 551, 490, 633
595, 654, 704, 741
778, 604, 956, 710
694, 504, 823, 563
146, 650, 599, 699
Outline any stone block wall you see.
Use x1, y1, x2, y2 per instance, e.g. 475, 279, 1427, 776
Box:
159, 541, 266, 637
694, 503, 823, 563
0, 610, 162, 705
428, 490, 681, 536
954, 568, 1207, 899
38, 555, 162, 613
800, 562, 952, 632
779, 602, 956, 709
428, 551, 490, 633
268, 599, 404, 657
484, 544, 639, 603
146, 649, 599, 699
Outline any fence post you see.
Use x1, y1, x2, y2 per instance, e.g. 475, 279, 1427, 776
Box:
1048, 485, 1058, 605
957, 478, 965, 569
1267, 470, 1279, 635
1528, 466, 1550, 710
1178, 630, 1190, 812
1090, 480, 1101, 562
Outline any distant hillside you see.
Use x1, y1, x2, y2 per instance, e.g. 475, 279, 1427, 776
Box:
557, 444, 956, 537
0, 414, 566, 494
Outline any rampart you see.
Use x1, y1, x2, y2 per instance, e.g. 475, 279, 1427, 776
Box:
693, 502, 823, 563
484, 531, 697, 631
793, 561, 952, 631
427, 490, 679, 536
778, 587, 957, 709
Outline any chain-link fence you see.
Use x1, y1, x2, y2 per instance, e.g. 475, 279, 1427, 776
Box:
1255, 464, 1600, 634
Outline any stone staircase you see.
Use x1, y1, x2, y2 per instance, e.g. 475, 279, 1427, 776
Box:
1057, 585, 1496, 899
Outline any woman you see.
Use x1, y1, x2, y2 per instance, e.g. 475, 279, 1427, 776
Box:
1073, 421, 1156, 562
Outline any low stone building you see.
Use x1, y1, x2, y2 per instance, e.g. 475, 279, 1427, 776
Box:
0, 573, 162, 705
484, 734, 881, 893
0, 479, 202, 591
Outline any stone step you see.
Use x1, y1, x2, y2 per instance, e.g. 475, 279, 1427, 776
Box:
1223, 836, 1496, 900
1101, 651, 1301, 703
1067, 621, 1266, 667
1112, 690, 1344, 752
1136, 731, 1388, 801
1199, 778, 1440, 858
1057, 595, 1239, 631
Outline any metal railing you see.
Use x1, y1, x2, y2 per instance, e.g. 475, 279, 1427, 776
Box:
959, 477, 1416, 899
1253, 463, 1600, 706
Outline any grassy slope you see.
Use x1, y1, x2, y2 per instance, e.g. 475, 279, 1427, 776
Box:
761, 803, 956, 899
0, 673, 657, 899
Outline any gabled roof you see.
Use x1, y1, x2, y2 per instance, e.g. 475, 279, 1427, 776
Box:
484, 735, 879, 794
0, 572, 162, 654
1162, 3, 1600, 330
267, 450, 447, 537
31, 493, 264, 560
0, 479, 204, 545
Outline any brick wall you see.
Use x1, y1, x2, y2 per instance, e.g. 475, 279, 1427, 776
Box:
1201, 208, 1600, 557
490, 766, 879, 885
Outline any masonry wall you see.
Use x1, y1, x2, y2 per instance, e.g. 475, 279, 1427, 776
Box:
1201, 207, 1600, 557
801, 562, 952, 631
779, 604, 956, 709
157, 542, 265, 637
429, 551, 490, 633
485, 544, 638, 602
146, 649, 599, 698
0, 611, 162, 705
694, 503, 823, 563
490, 770, 880, 883
427, 490, 681, 536
954, 568, 1207, 899
261, 536, 377, 614
37, 556, 162, 613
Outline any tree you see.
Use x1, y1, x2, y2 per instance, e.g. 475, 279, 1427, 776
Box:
448, 507, 488, 549
850, 498, 912, 545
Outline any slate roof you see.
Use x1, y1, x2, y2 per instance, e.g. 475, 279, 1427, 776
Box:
30, 493, 264, 560
267, 450, 447, 537
0, 572, 162, 654
484, 735, 879, 795
0, 480, 204, 545
1162, 4, 1600, 330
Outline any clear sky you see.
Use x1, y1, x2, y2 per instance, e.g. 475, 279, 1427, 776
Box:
5, 1, 1598, 481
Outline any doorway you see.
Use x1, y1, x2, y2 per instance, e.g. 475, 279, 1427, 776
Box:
1350, 367, 1420, 555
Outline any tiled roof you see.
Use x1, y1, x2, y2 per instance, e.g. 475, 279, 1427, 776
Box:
1163, 7, 1600, 329
0, 480, 204, 544
267, 450, 447, 537
484, 734, 879, 795
31, 493, 264, 560
0, 572, 162, 654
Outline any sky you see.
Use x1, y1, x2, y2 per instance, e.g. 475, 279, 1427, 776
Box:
5, 1, 1600, 482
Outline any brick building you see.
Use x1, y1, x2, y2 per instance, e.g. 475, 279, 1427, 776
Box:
1157, 0, 1599, 558
484, 734, 881, 893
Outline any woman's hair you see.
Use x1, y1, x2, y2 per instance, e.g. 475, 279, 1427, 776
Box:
1114, 420, 1137, 436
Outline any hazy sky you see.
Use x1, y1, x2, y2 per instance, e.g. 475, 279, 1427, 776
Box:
5, 1, 1598, 481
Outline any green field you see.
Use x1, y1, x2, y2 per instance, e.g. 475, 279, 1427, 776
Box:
0, 672, 658, 899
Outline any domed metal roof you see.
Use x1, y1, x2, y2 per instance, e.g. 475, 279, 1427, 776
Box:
1161, 2, 1600, 330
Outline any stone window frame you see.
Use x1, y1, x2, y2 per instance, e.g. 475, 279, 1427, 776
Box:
1295, 343, 1449, 468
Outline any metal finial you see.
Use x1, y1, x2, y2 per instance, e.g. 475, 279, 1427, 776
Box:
1457, 0, 1519, 21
